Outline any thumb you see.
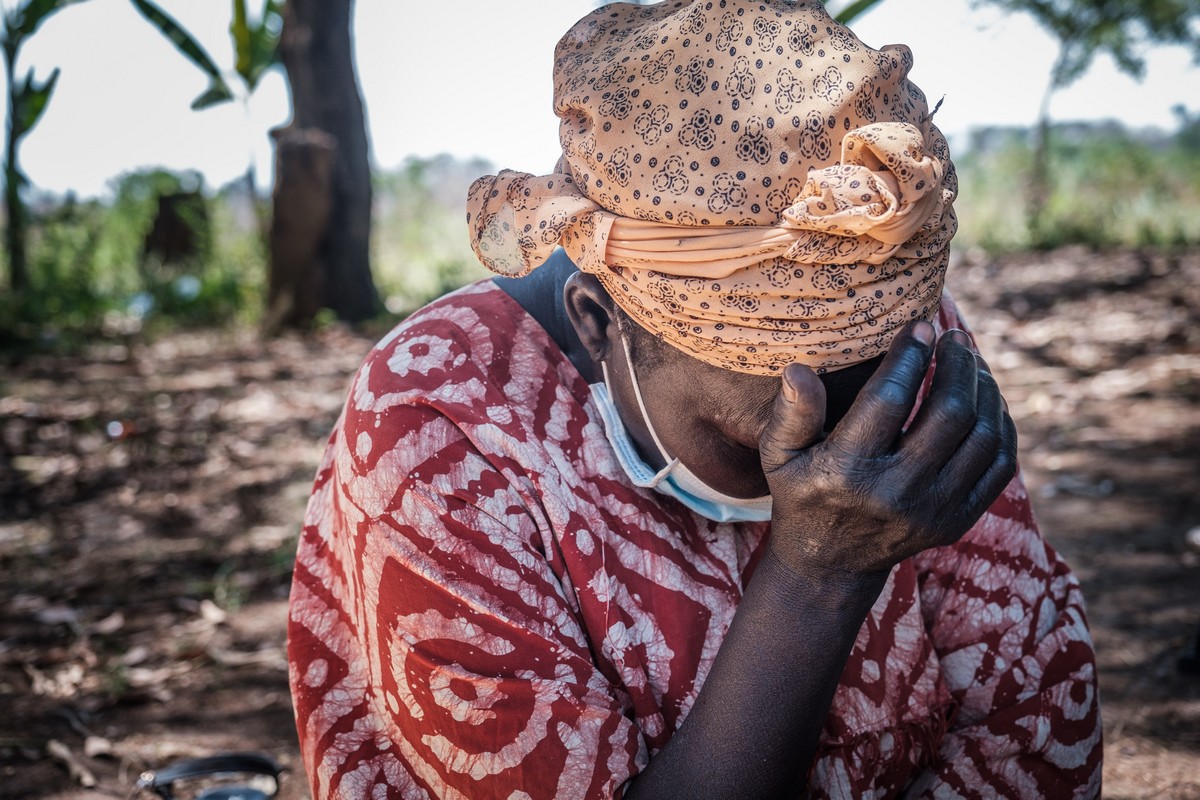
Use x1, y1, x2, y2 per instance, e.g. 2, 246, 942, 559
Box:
759, 363, 827, 474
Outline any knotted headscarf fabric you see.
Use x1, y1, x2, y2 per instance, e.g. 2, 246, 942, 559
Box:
466, 0, 958, 374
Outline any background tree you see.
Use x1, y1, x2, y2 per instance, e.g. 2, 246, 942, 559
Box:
2, 0, 87, 292
973, 0, 1200, 236
129, 0, 378, 328
270, 0, 378, 327
129, 0, 281, 235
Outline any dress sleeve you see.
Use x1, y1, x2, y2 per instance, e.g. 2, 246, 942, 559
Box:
289, 407, 646, 799
904, 475, 1103, 798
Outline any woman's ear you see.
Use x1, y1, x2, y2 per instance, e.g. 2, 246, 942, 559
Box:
563, 272, 619, 376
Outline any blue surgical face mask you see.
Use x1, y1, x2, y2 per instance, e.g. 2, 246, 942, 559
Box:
589, 337, 773, 524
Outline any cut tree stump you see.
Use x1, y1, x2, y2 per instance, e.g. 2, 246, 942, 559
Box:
265, 126, 335, 333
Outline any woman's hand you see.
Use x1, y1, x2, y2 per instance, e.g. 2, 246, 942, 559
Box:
626, 321, 1019, 800
759, 321, 1018, 581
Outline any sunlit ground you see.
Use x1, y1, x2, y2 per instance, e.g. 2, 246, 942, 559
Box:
1, 245, 1197, 798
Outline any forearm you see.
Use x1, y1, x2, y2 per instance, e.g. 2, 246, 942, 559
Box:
624, 325, 1015, 798
623, 549, 887, 800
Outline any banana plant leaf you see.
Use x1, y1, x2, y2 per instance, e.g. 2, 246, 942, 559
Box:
231, 0, 282, 92
825, 0, 884, 23
2, 0, 87, 52
129, 0, 233, 109
12, 65, 60, 140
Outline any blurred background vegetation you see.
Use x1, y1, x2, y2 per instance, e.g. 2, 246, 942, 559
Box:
0, 0, 1196, 354
0, 155, 495, 349
956, 109, 1200, 251
2, 114, 1199, 351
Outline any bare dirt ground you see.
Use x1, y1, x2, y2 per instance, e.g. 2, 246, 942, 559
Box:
2, 247, 1198, 799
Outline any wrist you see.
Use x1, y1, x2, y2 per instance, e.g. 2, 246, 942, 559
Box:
757, 545, 890, 614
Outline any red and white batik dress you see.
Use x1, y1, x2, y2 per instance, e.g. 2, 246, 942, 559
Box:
288, 280, 1101, 799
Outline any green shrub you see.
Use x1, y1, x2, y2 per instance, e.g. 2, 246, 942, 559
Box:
1, 168, 264, 351
372, 155, 491, 317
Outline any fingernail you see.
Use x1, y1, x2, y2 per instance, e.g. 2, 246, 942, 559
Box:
912, 321, 935, 346
946, 328, 971, 347
782, 377, 797, 403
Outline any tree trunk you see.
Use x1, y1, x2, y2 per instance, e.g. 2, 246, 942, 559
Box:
274, 0, 379, 325
265, 127, 334, 333
4, 157, 27, 294
5, 50, 27, 294
1026, 55, 1061, 246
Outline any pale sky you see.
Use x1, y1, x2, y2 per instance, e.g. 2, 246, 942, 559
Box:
12, 0, 1200, 198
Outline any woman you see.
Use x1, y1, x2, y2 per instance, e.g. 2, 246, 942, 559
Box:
288, 2, 1102, 796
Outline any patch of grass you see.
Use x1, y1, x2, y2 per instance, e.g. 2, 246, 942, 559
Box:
211, 559, 247, 613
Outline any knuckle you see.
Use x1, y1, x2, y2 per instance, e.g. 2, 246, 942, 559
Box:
869, 376, 914, 412
1001, 414, 1019, 450
934, 393, 975, 429
993, 446, 1018, 483
973, 418, 1003, 454
896, 345, 931, 373
978, 374, 1006, 410
758, 436, 792, 474
961, 436, 999, 471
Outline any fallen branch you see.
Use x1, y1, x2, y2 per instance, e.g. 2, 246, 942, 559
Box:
46, 739, 96, 788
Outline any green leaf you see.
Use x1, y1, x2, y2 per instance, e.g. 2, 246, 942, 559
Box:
830, 0, 884, 24
14, 66, 60, 138
191, 84, 233, 110
231, 0, 251, 78
3, 0, 88, 50
13, 0, 87, 39
233, 0, 282, 92
129, 0, 234, 108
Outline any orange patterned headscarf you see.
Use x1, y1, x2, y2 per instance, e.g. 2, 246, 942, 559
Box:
467, 0, 957, 374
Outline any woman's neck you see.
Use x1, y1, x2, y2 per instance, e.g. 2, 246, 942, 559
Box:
492, 250, 595, 382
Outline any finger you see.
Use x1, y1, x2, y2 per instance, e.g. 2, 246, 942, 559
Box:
901, 330, 980, 467
937, 366, 1004, 493
759, 362, 827, 474
829, 320, 935, 458
955, 408, 1019, 532
974, 350, 1010, 415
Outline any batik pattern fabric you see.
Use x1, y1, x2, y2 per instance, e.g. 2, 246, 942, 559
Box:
288, 281, 1102, 799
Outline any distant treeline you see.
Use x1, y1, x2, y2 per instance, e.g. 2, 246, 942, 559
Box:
954, 113, 1200, 251
3, 117, 1198, 348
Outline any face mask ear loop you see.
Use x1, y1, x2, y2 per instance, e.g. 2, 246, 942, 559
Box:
620, 336, 678, 470
598, 347, 676, 487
